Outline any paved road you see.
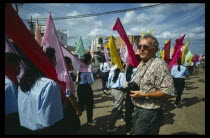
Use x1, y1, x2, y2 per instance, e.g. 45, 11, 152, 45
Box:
76, 69, 205, 135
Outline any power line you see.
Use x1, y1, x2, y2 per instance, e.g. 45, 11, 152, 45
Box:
25, 3, 176, 21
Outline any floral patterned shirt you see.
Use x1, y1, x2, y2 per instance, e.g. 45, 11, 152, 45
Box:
131, 56, 176, 109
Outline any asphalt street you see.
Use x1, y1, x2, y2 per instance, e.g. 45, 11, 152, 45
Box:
77, 69, 205, 135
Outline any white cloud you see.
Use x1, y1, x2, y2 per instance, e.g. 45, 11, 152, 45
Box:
191, 26, 205, 34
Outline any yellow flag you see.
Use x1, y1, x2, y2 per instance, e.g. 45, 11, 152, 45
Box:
187, 54, 193, 66
181, 39, 189, 65
161, 50, 164, 60
35, 19, 42, 46
142, 31, 145, 38
165, 40, 168, 44
149, 28, 152, 35
106, 36, 123, 71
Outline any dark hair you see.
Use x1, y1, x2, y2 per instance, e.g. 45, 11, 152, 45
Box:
5, 52, 21, 64
64, 56, 72, 65
83, 52, 92, 65
19, 63, 46, 92
101, 55, 106, 70
112, 68, 121, 83
126, 64, 134, 82
177, 58, 182, 72
44, 47, 56, 61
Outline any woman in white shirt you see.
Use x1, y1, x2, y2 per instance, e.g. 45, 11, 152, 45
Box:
18, 48, 63, 134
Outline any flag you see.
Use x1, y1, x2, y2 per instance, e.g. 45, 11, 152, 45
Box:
199, 53, 202, 61
106, 36, 123, 71
113, 17, 139, 67
169, 34, 186, 70
76, 36, 86, 58
156, 49, 161, 58
181, 39, 189, 65
90, 36, 95, 58
35, 19, 42, 46
185, 51, 192, 63
188, 54, 194, 66
161, 50, 164, 60
120, 45, 126, 63
5, 34, 26, 80
164, 39, 171, 65
61, 45, 91, 72
149, 28, 152, 35
142, 31, 145, 38
42, 13, 75, 94
133, 40, 138, 53
193, 54, 199, 65
5, 4, 67, 101
104, 45, 110, 63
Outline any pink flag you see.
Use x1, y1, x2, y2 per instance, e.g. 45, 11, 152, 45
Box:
164, 39, 171, 65
5, 4, 67, 101
104, 45, 110, 63
124, 46, 130, 64
35, 19, 42, 46
113, 17, 139, 67
5, 34, 26, 80
90, 37, 95, 58
169, 34, 186, 70
120, 45, 126, 63
199, 53, 202, 61
42, 13, 75, 94
61, 45, 92, 72
133, 40, 138, 53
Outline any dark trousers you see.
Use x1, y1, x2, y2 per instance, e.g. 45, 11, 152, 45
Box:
108, 89, 125, 129
133, 107, 163, 135
125, 93, 134, 132
5, 113, 25, 135
173, 78, 185, 104
77, 84, 94, 123
100, 72, 109, 91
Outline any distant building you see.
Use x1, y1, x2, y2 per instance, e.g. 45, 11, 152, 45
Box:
115, 35, 141, 49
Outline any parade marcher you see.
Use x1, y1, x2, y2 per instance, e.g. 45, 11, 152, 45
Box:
171, 58, 189, 108
130, 33, 176, 135
64, 56, 82, 134
99, 55, 110, 96
106, 65, 126, 133
124, 54, 141, 135
18, 54, 63, 133
76, 52, 96, 125
5, 52, 22, 134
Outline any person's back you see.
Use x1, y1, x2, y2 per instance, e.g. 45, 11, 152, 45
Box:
171, 65, 189, 78
18, 77, 63, 131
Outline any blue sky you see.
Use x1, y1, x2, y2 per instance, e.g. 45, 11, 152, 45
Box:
16, 3, 205, 56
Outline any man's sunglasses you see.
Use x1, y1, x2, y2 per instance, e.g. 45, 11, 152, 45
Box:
137, 45, 150, 50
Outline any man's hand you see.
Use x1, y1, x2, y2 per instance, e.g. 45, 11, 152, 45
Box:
76, 109, 82, 116
130, 90, 146, 98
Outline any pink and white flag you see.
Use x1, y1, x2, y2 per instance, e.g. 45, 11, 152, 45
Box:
104, 45, 110, 63
61, 45, 92, 72
42, 13, 75, 94
90, 37, 95, 58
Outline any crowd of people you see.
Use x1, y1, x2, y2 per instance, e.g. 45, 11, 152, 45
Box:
6, 33, 200, 135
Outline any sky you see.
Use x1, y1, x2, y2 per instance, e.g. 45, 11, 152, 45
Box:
15, 3, 205, 56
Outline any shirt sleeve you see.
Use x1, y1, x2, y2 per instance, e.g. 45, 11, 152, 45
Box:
184, 67, 190, 77
155, 62, 176, 96
38, 81, 64, 127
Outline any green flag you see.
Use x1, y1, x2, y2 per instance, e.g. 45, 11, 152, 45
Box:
76, 36, 86, 58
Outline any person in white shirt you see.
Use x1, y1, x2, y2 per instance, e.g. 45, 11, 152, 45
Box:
99, 55, 110, 96
5, 52, 22, 134
18, 47, 63, 134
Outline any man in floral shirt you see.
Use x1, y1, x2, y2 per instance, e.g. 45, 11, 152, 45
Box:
130, 33, 176, 135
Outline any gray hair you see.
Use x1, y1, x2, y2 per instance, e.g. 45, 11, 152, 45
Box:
142, 33, 159, 48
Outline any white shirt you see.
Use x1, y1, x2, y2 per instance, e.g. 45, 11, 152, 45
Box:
18, 77, 63, 131
5, 76, 18, 115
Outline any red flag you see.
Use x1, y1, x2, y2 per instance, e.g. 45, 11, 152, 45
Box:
5, 4, 66, 101
169, 34, 186, 70
113, 17, 139, 67
193, 54, 199, 65
164, 39, 171, 65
